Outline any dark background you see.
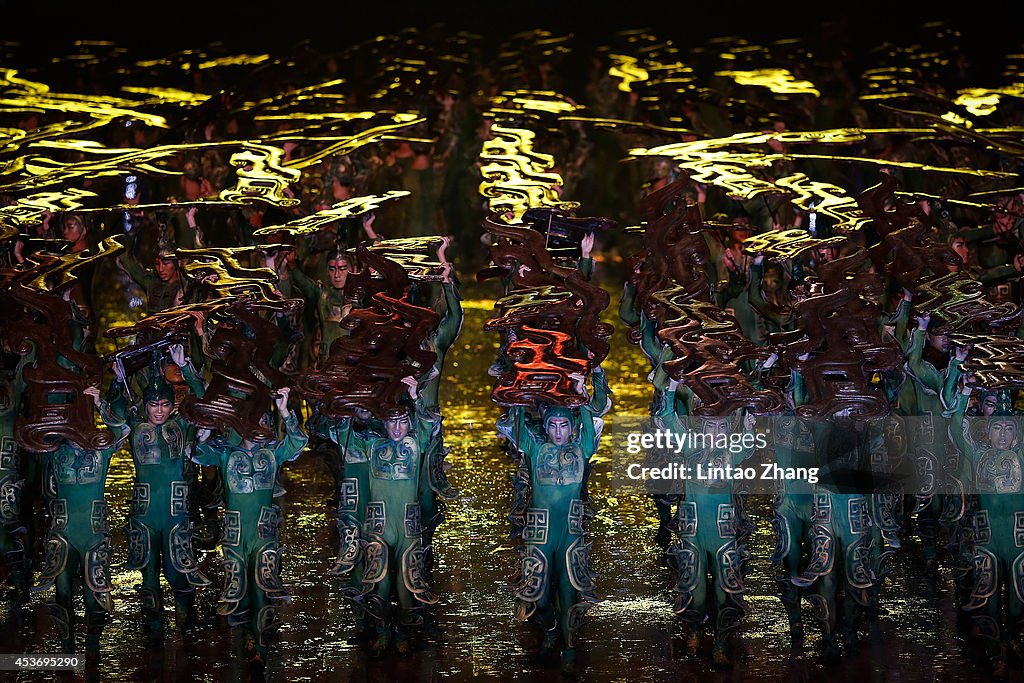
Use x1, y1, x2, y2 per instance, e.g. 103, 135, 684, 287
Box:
0, 0, 1017, 64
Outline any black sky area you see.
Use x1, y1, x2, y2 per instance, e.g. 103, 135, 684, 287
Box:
0, 1, 1018, 86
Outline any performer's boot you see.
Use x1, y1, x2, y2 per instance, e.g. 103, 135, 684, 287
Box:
535, 608, 559, 661
173, 589, 197, 634
560, 647, 577, 675
365, 593, 390, 658
681, 623, 701, 657
393, 624, 411, 657
84, 611, 107, 661
653, 496, 673, 552
139, 587, 164, 642
820, 633, 841, 663
711, 635, 732, 669
778, 580, 803, 648
370, 624, 391, 659
991, 642, 1009, 679
48, 603, 74, 653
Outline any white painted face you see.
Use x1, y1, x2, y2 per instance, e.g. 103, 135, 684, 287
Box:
988, 419, 1017, 450
702, 417, 730, 439
145, 398, 172, 425
386, 413, 411, 441
546, 417, 572, 446
328, 257, 352, 289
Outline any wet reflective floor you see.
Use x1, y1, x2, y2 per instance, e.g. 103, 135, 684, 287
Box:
1, 277, 1022, 681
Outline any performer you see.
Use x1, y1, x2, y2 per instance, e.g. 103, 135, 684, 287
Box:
0, 350, 31, 598
35, 385, 128, 657
343, 377, 441, 658
116, 240, 185, 315
658, 385, 753, 667
501, 365, 609, 673
416, 265, 463, 565
193, 387, 307, 665
949, 376, 1024, 677
320, 407, 376, 644
904, 311, 965, 575
96, 345, 211, 639
288, 250, 355, 366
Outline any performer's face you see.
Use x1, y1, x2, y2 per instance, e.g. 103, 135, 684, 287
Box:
546, 417, 572, 446
987, 419, 1017, 450
146, 398, 172, 425
951, 237, 968, 264
927, 332, 950, 354
982, 396, 997, 416
702, 418, 730, 439
62, 217, 86, 245
328, 257, 351, 289
386, 413, 411, 441
154, 257, 177, 282
763, 268, 783, 294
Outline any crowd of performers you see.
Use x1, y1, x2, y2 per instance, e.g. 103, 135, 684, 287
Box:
0, 198, 464, 669
3, 19, 1024, 681
612, 173, 1024, 676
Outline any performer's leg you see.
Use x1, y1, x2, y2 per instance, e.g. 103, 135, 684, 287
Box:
810, 566, 840, 661
139, 531, 165, 638
776, 508, 806, 644
369, 561, 395, 657
162, 531, 197, 633
82, 576, 110, 659
52, 549, 78, 653
550, 541, 578, 661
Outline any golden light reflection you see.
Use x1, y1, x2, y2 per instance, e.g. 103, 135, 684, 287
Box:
253, 192, 411, 236
120, 86, 211, 105
954, 85, 1024, 116
219, 144, 302, 207
629, 127, 1015, 232
0, 188, 97, 241
196, 54, 271, 70
490, 91, 583, 115
715, 68, 819, 96
608, 54, 649, 92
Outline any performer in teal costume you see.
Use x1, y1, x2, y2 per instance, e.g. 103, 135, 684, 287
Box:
35, 385, 128, 657
339, 377, 441, 657
193, 387, 307, 664
416, 275, 462, 572
500, 366, 609, 673
656, 385, 753, 667
320, 408, 376, 643
950, 380, 1024, 676
0, 351, 31, 598
97, 345, 211, 639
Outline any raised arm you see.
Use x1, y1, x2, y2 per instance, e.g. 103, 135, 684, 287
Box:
84, 385, 130, 443
890, 289, 912, 345
587, 365, 611, 417
941, 345, 967, 414
619, 281, 640, 327
906, 313, 944, 392
287, 262, 323, 302
434, 280, 464, 356
273, 387, 308, 464
115, 233, 155, 290
97, 374, 131, 428
947, 382, 975, 483
170, 343, 205, 399
577, 232, 595, 279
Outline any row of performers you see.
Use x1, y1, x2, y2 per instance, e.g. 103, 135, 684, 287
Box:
0, 269, 464, 669
608, 276, 1024, 675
